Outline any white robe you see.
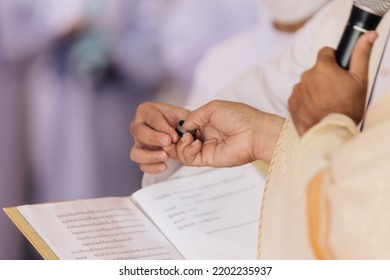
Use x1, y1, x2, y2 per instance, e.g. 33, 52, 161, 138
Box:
260, 91, 390, 259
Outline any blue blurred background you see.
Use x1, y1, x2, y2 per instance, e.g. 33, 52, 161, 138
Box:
0, 0, 259, 259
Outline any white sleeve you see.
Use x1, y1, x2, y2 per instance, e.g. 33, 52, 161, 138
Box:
287, 109, 390, 259
215, 0, 348, 117
142, 0, 351, 186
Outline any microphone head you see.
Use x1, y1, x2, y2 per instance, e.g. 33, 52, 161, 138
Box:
354, 0, 390, 16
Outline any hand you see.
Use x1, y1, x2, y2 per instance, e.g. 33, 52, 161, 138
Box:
130, 102, 190, 174
288, 31, 378, 136
175, 100, 285, 167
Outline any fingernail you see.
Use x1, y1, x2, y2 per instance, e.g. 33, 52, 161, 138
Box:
368, 31, 378, 44
157, 164, 167, 172
180, 133, 191, 143
157, 152, 168, 161
191, 139, 199, 147
160, 137, 170, 146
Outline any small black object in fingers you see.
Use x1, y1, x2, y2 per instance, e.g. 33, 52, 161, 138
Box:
176, 120, 197, 138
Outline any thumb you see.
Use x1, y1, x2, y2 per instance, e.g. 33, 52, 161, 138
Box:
349, 31, 378, 81
182, 101, 219, 131
317, 47, 338, 65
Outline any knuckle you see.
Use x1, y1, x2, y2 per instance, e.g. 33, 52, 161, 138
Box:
136, 102, 153, 116
129, 147, 138, 162
130, 122, 140, 138
138, 101, 152, 110
139, 164, 149, 174
292, 83, 300, 94
301, 71, 309, 82
288, 96, 295, 111
134, 103, 144, 115
209, 99, 221, 108
129, 119, 136, 134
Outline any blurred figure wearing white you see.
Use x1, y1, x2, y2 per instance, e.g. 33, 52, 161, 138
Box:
0, 0, 84, 260
186, 0, 330, 107
0, 0, 166, 259
26, 0, 259, 202
158, 0, 258, 104
0, 0, 260, 259
26, 0, 165, 204
0, 55, 27, 260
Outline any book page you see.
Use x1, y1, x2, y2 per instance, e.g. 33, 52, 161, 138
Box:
132, 163, 265, 260
17, 197, 184, 260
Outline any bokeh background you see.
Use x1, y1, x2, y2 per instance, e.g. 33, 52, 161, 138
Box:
0, 0, 261, 259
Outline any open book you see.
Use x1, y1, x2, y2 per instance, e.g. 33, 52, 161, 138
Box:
4, 164, 265, 260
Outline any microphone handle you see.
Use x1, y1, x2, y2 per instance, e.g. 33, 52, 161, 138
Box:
336, 5, 382, 69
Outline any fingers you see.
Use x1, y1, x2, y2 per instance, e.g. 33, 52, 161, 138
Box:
289, 81, 321, 136
176, 133, 203, 166
130, 143, 168, 163
162, 144, 178, 160
143, 110, 180, 145
316, 47, 338, 65
181, 101, 220, 132
130, 144, 169, 174
130, 102, 184, 147
131, 122, 173, 147
140, 163, 168, 174
289, 84, 310, 136
315, 31, 378, 81
288, 32, 377, 136
349, 31, 378, 82
129, 140, 170, 174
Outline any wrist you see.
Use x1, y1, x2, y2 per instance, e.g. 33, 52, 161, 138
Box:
253, 113, 286, 164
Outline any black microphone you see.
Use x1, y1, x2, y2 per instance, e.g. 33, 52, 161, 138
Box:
336, 0, 390, 69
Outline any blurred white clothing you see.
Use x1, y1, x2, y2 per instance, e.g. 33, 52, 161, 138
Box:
216, 0, 389, 115
142, 0, 390, 187
0, 0, 263, 259
0, 0, 83, 61
186, 1, 293, 107
0, 0, 151, 259
264, 0, 329, 24
159, 0, 258, 94
0, 0, 84, 260
24, 0, 165, 203
186, 0, 332, 107
0, 63, 27, 259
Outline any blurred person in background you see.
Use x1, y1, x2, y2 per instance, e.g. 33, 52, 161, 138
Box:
157, 0, 258, 104
0, 0, 85, 260
25, 0, 258, 205
0, 0, 258, 259
186, 0, 330, 107
25, 0, 165, 204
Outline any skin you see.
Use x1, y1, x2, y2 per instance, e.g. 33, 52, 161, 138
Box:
176, 101, 285, 167
129, 102, 189, 174
129, 32, 377, 172
129, 103, 285, 173
175, 31, 378, 167
289, 31, 378, 136
273, 18, 309, 33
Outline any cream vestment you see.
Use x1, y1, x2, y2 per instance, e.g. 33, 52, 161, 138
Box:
259, 92, 390, 259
